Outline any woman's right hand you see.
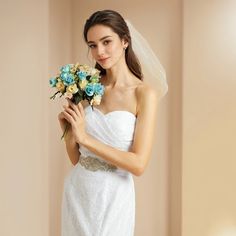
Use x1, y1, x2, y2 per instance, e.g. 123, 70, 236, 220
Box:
58, 111, 75, 142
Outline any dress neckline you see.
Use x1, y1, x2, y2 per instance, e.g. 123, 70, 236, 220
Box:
85, 106, 137, 119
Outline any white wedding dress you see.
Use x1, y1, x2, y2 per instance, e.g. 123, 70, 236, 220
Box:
61, 105, 137, 236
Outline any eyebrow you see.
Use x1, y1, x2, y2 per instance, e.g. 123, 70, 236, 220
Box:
87, 35, 112, 44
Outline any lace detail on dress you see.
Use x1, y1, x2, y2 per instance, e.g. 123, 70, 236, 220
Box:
62, 106, 136, 235
78, 155, 118, 172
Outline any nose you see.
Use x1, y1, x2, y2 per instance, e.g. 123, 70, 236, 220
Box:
96, 44, 105, 57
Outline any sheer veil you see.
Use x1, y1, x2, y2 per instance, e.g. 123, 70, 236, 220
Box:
125, 19, 168, 100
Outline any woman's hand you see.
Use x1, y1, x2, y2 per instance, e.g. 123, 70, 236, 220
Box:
58, 111, 74, 142
60, 98, 87, 144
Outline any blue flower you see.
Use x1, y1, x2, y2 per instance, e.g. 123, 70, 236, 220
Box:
60, 64, 71, 73
61, 73, 75, 86
49, 77, 57, 87
94, 83, 104, 95
60, 72, 69, 81
77, 71, 87, 80
85, 83, 95, 96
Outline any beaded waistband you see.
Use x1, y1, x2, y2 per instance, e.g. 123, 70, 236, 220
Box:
78, 155, 118, 172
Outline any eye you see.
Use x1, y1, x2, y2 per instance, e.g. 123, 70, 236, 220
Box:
103, 40, 111, 45
88, 40, 111, 49
88, 44, 96, 49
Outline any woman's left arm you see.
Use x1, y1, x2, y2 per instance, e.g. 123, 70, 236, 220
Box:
63, 85, 159, 176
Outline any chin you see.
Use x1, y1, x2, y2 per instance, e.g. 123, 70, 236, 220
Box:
100, 65, 112, 70
98, 62, 114, 70
97, 57, 121, 70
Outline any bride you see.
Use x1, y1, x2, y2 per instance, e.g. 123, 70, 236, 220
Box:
58, 9, 168, 236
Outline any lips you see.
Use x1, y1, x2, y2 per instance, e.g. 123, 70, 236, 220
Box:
98, 57, 110, 63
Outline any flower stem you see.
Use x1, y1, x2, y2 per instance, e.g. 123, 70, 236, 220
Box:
61, 123, 69, 140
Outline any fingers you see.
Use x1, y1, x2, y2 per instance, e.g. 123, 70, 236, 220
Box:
66, 98, 85, 118
63, 105, 78, 121
66, 98, 81, 117
58, 111, 67, 121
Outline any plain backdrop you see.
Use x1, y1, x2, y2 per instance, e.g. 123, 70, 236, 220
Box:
0, 0, 235, 236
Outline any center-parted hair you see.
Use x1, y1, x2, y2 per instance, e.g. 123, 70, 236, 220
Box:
83, 10, 143, 81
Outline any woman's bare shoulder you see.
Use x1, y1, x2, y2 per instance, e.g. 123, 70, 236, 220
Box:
135, 80, 159, 113
136, 80, 158, 98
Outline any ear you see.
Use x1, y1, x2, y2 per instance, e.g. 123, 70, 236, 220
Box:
121, 38, 129, 48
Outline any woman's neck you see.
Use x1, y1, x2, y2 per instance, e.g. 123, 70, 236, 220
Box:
105, 59, 135, 88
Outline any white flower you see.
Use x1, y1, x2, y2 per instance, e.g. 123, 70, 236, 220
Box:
93, 94, 102, 105
79, 79, 88, 90
67, 84, 79, 94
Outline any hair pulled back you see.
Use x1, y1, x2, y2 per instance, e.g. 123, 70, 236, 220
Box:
83, 10, 143, 80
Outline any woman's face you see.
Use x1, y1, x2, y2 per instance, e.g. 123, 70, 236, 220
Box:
87, 24, 127, 69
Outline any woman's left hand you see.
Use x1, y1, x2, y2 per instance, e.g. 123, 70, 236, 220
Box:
62, 98, 87, 144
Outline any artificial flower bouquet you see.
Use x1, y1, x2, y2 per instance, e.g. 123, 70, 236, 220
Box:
49, 63, 104, 139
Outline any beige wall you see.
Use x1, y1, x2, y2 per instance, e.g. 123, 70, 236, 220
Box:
182, 1, 236, 236
0, 0, 176, 235
1, 0, 235, 236
0, 0, 49, 235
48, 0, 73, 235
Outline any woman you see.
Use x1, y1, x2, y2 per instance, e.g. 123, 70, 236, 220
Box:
58, 9, 167, 236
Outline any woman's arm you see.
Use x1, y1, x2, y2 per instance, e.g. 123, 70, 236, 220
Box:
60, 100, 89, 166
60, 123, 81, 166
80, 84, 159, 176
64, 136, 80, 166
81, 135, 140, 175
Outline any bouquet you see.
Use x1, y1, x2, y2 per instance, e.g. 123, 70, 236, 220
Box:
49, 63, 104, 140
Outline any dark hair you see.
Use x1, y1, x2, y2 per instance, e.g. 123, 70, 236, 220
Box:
83, 10, 143, 81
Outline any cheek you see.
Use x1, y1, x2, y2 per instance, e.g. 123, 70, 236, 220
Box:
90, 49, 96, 57
110, 43, 123, 57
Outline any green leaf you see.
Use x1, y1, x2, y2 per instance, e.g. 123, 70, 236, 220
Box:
72, 93, 83, 104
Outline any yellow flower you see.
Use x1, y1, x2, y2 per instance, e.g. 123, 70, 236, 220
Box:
92, 95, 102, 105
67, 84, 79, 94
79, 64, 90, 73
83, 65, 90, 70
79, 79, 88, 90
78, 65, 86, 70
56, 81, 65, 92
70, 67, 77, 73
